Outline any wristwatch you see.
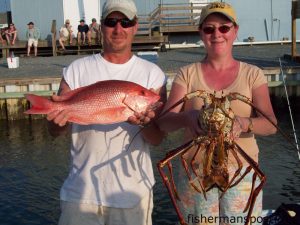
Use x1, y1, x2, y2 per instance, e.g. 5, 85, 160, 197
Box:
246, 118, 253, 133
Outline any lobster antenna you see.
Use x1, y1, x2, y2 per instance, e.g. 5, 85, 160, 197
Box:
279, 58, 300, 160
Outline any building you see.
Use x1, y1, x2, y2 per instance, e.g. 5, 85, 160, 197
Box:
0, 0, 300, 43
9, 0, 101, 40
0, 0, 10, 13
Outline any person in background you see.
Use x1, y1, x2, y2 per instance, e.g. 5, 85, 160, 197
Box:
0, 26, 8, 45
87, 18, 101, 45
5, 23, 18, 45
59, 19, 73, 51
26, 22, 40, 57
158, 2, 277, 225
47, 0, 167, 225
77, 19, 89, 45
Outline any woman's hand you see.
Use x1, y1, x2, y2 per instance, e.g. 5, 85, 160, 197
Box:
231, 116, 244, 140
182, 110, 204, 137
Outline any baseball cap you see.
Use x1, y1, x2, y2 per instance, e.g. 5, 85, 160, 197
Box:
199, 2, 238, 26
65, 19, 70, 24
102, 0, 137, 20
92, 18, 97, 22
27, 21, 34, 25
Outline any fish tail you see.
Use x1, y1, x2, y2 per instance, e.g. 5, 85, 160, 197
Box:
24, 94, 54, 114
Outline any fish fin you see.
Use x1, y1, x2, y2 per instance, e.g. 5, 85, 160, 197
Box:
123, 95, 139, 113
24, 94, 54, 114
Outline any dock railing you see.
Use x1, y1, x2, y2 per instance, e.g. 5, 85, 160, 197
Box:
158, 3, 206, 33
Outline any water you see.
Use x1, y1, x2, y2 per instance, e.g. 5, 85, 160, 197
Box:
0, 111, 300, 225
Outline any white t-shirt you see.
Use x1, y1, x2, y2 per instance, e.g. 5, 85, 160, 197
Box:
60, 25, 72, 38
60, 54, 166, 208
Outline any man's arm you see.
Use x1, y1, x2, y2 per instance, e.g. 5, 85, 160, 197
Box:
129, 85, 167, 146
47, 78, 72, 137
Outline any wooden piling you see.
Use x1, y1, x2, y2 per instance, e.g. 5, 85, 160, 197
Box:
51, 20, 57, 57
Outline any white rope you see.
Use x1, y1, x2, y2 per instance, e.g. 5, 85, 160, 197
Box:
279, 58, 300, 160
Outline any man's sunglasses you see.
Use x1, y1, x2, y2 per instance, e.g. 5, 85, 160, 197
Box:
202, 25, 233, 34
103, 18, 136, 28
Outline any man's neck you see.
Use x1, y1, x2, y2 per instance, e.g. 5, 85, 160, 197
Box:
102, 52, 133, 64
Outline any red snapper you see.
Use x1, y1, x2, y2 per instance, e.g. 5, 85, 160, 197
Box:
24, 80, 160, 125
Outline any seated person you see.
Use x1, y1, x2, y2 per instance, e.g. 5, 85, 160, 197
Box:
59, 19, 73, 50
87, 18, 101, 45
77, 19, 89, 45
0, 27, 8, 45
5, 23, 18, 45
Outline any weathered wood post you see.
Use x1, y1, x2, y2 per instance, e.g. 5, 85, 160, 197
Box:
51, 20, 57, 56
191, 2, 194, 25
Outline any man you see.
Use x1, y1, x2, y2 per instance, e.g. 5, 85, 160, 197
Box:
77, 19, 89, 45
26, 22, 40, 57
87, 18, 101, 45
59, 19, 73, 50
47, 0, 166, 225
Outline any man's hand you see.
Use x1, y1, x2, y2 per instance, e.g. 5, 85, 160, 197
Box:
127, 102, 163, 127
46, 94, 70, 127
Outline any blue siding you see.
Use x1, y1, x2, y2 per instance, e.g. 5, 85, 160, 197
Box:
0, 0, 11, 12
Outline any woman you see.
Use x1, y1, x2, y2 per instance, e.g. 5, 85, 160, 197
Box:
5, 23, 17, 45
158, 2, 277, 225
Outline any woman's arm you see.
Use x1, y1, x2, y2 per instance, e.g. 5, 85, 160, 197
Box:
158, 82, 203, 136
236, 84, 277, 136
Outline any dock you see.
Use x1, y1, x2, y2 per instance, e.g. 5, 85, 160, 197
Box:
0, 3, 207, 58
0, 44, 300, 120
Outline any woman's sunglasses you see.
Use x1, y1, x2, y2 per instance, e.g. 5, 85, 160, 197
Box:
202, 25, 233, 34
103, 18, 136, 28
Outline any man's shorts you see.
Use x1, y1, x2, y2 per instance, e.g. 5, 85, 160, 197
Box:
28, 38, 38, 47
90, 32, 98, 39
58, 191, 153, 225
60, 36, 69, 42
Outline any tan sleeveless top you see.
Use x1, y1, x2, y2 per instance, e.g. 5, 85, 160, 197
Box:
173, 61, 267, 163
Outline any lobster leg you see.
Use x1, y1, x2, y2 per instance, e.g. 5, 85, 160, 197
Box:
235, 144, 266, 225
219, 145, 243, 198
189, 142, 207, 198
157, 140, 195, 225
229, 165, 252, 188
181, 150, 204, 194
229, 92, 298, 152
244, 172, 258, 213
158, 141, 193, 201
166, 161, 180, 200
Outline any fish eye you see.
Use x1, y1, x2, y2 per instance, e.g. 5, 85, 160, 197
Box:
140, 90, 146, 96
